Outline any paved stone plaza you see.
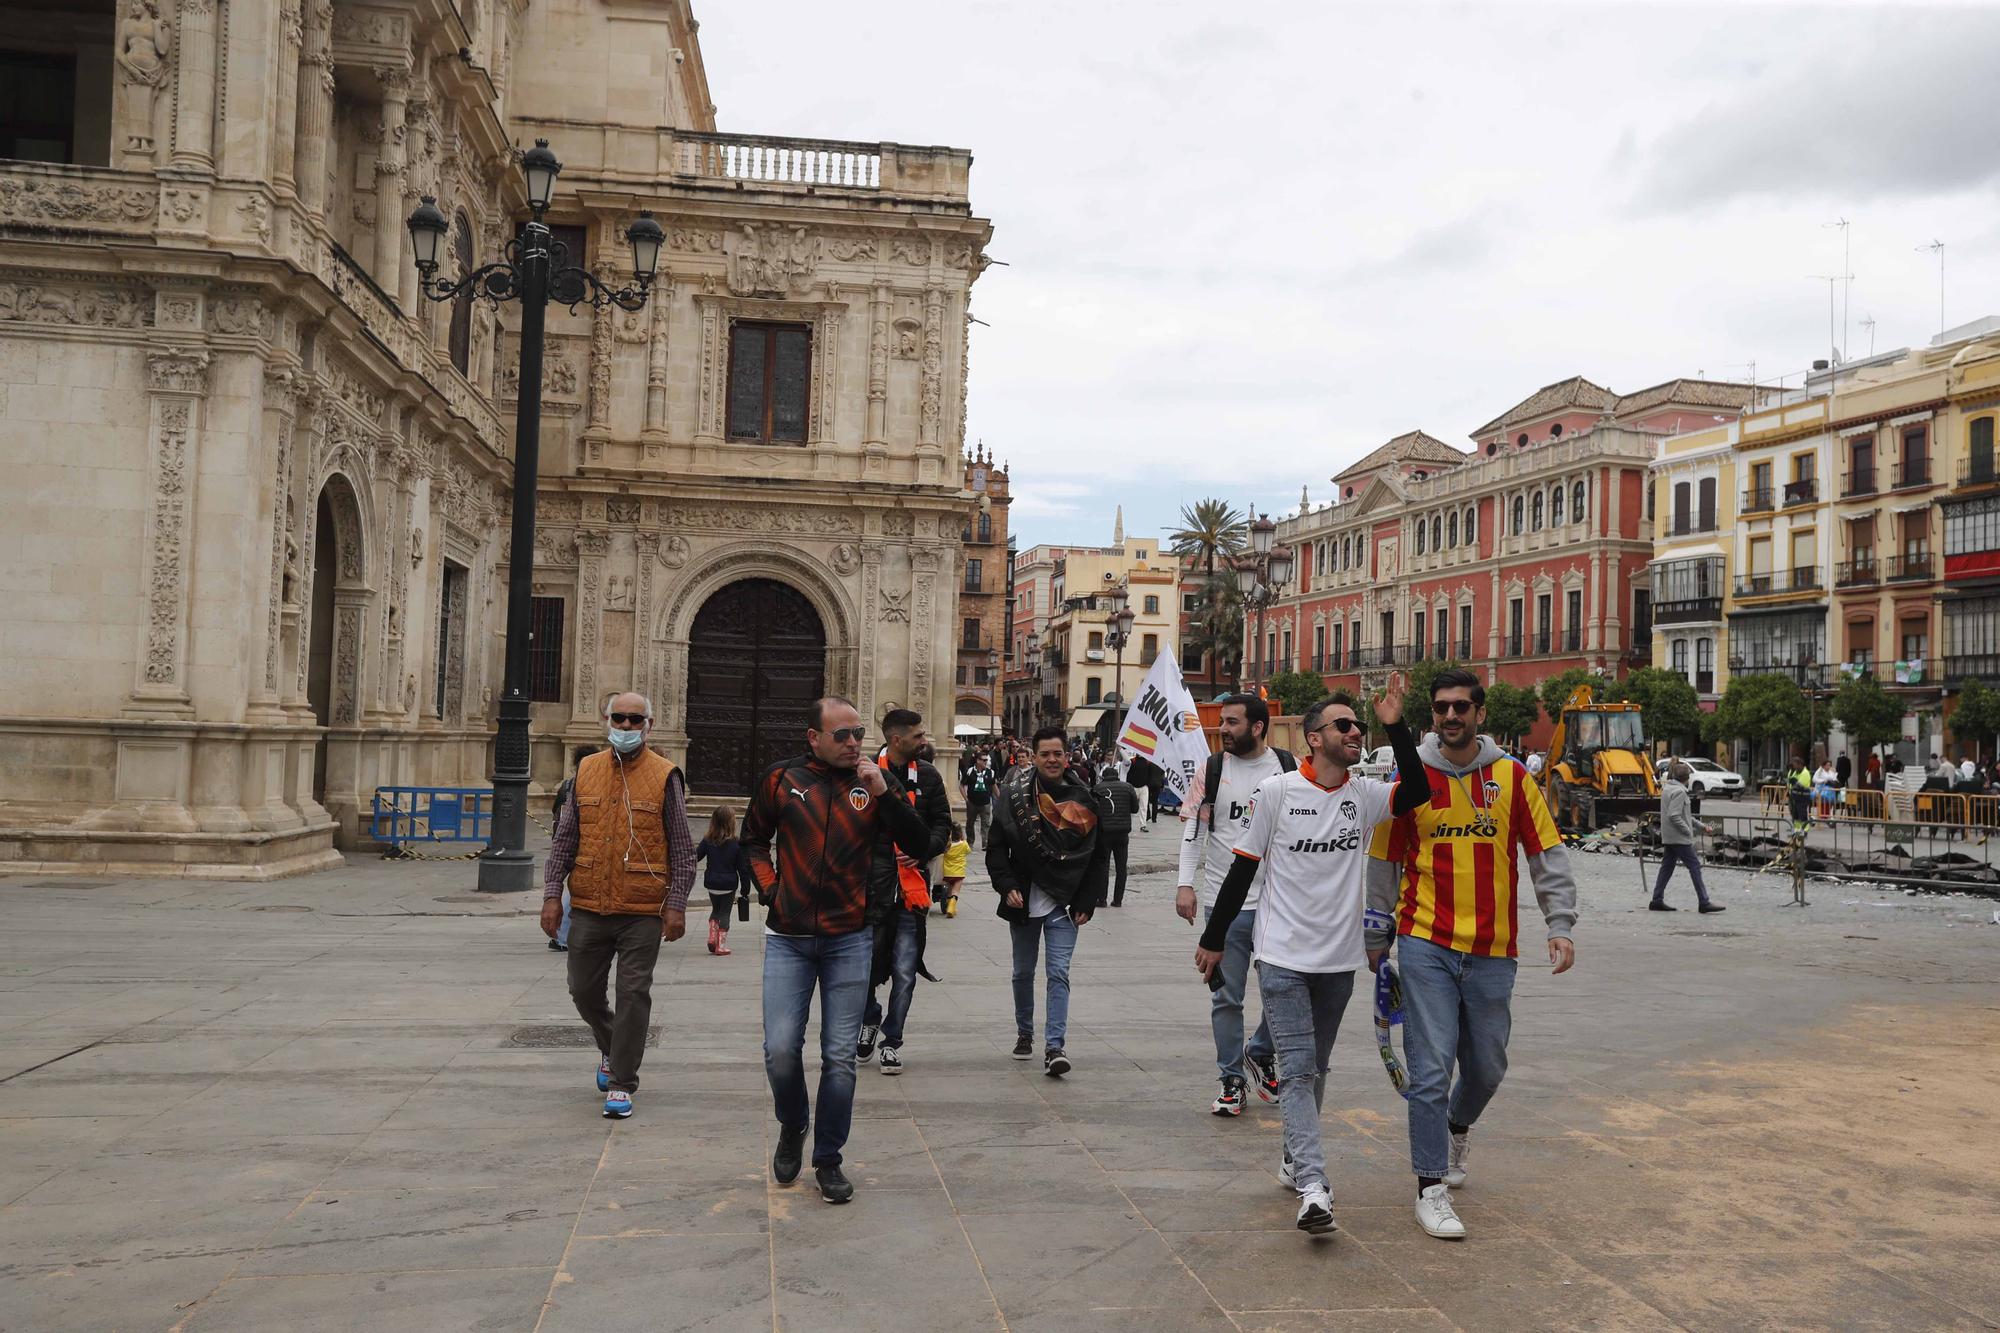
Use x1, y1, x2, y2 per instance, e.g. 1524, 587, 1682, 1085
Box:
2, 833, 1998, 1332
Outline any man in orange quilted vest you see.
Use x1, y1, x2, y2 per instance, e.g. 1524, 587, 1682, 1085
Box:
541, 691, 696, 1119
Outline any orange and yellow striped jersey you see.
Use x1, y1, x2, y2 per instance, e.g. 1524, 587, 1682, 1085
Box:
1367, 756, 1559, 958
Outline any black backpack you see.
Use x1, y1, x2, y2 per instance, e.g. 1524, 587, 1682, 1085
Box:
1200, 747, 1297, 830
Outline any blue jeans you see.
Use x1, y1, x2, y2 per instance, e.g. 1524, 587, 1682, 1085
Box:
1255, 961, 1354, 1196
1010, 909, 1078, 1049
1652, 845, 1711, 906
556, 887, 571, 948
1397, 934, 1517, 1179
862, 908, 922, 1048
1204, 904, 1274, 1081
762, 928, 872, 1169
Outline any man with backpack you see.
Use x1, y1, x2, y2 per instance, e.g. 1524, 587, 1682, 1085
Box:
1176, 693, 1296, 1116
964, 750, 997, 849
858, 709, 953, 1076
1093, 765, 1140, 906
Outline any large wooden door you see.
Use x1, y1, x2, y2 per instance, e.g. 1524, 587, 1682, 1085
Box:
685, 578, 826, 795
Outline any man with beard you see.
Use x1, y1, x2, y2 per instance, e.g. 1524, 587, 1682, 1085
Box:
1176, 693, 1295, 1116
1366, 669, 1577, 1240
857, 710, 952, 1075
987, 726, 1111, 1076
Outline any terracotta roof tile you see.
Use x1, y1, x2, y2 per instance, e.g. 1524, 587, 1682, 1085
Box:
1471, 376, 1618, 438
1331, 430, 1470, 483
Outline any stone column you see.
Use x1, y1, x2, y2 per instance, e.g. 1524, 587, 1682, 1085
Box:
858, 541, 883, 725
634, 531, 659, 697
129, 347, 211, 716
374, 66, 411, 295
642, 277, 673, 443
919, 286, 944, 448
169, 0, 219, 171
295, 0, 333, 218
271, 0, 302, 192
254, 364, 303, 713
811, 299, 841, 446
570, 529, 609, 726
865, 282, 889, 459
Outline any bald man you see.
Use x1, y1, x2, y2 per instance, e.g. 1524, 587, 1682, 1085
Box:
542, 691, 696, 1119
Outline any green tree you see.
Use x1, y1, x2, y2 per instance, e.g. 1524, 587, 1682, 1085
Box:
1607, 667, 1703, 753
1832, 673, 1905, 766
1713, 674, 1812, 762
1170, 499, 1249, 696
1482, 681, 1541, 745
1537, 667, 1611, 723
1262, 669, 1325, 719
1406, 658, 1471, 707
1949, 676, 2000, 761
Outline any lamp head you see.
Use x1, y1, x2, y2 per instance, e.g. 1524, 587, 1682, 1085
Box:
520, 139, 561, 213
627, 211, 664, 284
1250, 513, 1276, 556
406, 195, 449, 275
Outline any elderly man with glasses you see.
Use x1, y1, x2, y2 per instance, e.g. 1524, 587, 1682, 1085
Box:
541, 692, 696, 1120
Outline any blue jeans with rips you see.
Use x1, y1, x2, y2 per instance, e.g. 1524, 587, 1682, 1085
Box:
1254, 961, 1354, 1197
1203, 904, 1274, 1082
1397, 934, 1517, 1179
1010, 908, 1078, 1049
762, 927, 872, 1169
862, 907, 923, 1048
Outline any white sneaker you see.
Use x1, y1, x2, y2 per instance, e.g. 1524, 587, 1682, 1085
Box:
1277, 1154, 1296, 1191
1296, 1186, 1337, 1235
1445, 1130, 1471, 1188
1416, 1183, 1466, 1239
879, 1045, 903, 1075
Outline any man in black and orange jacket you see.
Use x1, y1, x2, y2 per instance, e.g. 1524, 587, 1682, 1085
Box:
742, 696, 930, 1205
857, 709, 953, 1074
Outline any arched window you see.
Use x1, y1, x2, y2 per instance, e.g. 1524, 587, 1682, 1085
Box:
1512, 496, 1524, 535
1517, 433, 1529, 448
1448, 511, 1459, 548
1550, 422, 1564, 438
1342, 536, 1351, 570
1464, 506, 1476, 543
448, 210, 476, 376
977, 511, 992, 543
1572, 480, 1586, 524
1415, 520, 1426, 555
1531, 492, 1544, 530
1551, 483, 1565, 526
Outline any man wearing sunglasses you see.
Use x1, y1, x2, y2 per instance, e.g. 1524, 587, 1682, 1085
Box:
1194, 681, 1425, 1236
743, 696, 933, 1204
1366, 669, 1577, 1241
541, 693, 696, 1120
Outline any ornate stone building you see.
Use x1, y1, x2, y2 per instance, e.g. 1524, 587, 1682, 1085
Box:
0, 0, 990, 877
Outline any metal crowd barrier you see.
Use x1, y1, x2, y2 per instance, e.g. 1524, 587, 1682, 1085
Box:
1632, 805, 1999, 898
1756, 783, 1998, 829
369, 786, 495, 846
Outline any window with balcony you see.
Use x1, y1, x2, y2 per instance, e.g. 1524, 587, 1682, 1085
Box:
1314, 623, 1327, 671
1448, 511, 1460, 548
1846, 436, 1876, 496
1532, 492, 1545, 530
1895, 425, 1931, 489
1512, 496, 1524, 535
1697, 478, 1716, 531
1507, 598, 1523, 656
1653, 556, 1724, 622
1430, 514, 1442, 551
727, 322, 812, 443
1784, 452, 1817, 507
1695, 637, 1714, 694
964, 558, 982, 593
1415, 521, 1426, 556
1944, 594, 2000, 680
1565, 589, 1583, 651
1330, 621, 1344, 667
1350, 620, 1362, 668
1436, 608, 1449, 658
1746, 461, 1774, 513
1459, 604, 1474, 660
1728, 608, 1824, 676
1379, 611, 1394, 657
1945, 493, 2000, 558
1534, 593, 1552, 654
977, 512, 992, 543
1413, 612, 1427, 659
1967, 417, 1997, 486
962, 618, 981, 650
1573, 480, 1587, 525
1552, 483, 1566, 526
1672, 481, 1691, 534
1465, 505, 1478, 543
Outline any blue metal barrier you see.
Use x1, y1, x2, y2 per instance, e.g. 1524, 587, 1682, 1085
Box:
370, 786, 494, 846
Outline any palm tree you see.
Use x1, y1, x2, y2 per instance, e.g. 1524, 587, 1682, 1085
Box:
1171, 499, 1249, 698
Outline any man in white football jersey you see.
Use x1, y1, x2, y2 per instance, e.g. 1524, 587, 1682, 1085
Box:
1194, 683, 1425, 1237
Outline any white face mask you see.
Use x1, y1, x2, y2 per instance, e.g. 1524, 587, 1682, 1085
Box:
607, 726, 644, 755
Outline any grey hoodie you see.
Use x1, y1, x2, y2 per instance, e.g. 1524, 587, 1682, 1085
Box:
1364, 734, 1578, 951
1659, 779, 1695, 846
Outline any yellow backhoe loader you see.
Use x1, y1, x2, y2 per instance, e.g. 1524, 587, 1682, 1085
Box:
1541, 684, 1658, 833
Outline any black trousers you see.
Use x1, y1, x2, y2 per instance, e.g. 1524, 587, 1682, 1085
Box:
566, 908, 663, 1093
1105, 832, 1130, 905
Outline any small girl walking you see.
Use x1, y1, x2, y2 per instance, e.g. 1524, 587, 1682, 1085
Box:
939, 821, 970, 919
695, 806, 753, 956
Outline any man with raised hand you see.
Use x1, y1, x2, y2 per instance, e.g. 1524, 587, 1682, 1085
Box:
1366, 668, 1577, 1241
1195, 682, 1425, 1237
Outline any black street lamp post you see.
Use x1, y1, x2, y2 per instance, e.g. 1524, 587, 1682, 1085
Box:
1235, 513, 1291, 692
407, 139, 664, 892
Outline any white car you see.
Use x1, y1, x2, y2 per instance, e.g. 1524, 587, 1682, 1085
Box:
1353, 745, 1399, 781
1655, 757, 1745, 797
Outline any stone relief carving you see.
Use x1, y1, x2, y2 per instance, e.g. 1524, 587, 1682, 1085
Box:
669, 227, 723, 252
532, 528, 576, 567
332, 6, 406, 46
920, 288, 944, 444
586, 293, 613, 430
329, 364, 386, 420
662, 503, 859, 535
161, 187, 206, 225
727, 223, 816, 296
147, 347, 209, 394
237, 194, 272, 241
614, 304, 649, 343
210, 296, 272, 337
333, 604, 361, 722
498, 349, 578, 398
540, 493, 581, 522
831, 542, 859, 576
604, 574, 634, 611
659, 534, 690, 569
892, 317, 920, 360
115, 0, 172, 155
606, 497, 641, 525
891, 236, 932, 267
0, 175, 157, 226
825, 234, 877, 263
881, 512, 914, 538
879, 589, 909, 623
142, 398, 191, 685
0, 282, 152, 329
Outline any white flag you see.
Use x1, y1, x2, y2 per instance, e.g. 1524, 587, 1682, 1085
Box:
1115, 646, 1209, 802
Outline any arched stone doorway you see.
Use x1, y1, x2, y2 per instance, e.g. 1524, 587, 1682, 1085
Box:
685, 578, 826, 795
303, 473, 367, 804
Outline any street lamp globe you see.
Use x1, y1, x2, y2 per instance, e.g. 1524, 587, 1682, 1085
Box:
406, 195, 449, 276
627, 211, 664, 284
1267, 546, 1294, 587
1234, 557, 1259, 597
520, 138, 561, 213
1114, 607, 1136, 638
1250, 512, 1276, 557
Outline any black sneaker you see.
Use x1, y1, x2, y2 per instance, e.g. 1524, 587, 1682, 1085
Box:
1648, 902, 1677, 912
1044, 1047, 1071, 1078
1699, 902, 1727, 914
857, 1024, 880, 1064
1245, 1050, 1280, 1104
1011, 1034, 1034, 1060
772, 1124, 806, 1186
548, 939, 567, 952
815, 1164, 854, 1204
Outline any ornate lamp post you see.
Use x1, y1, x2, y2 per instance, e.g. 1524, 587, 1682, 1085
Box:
1235, 513, 1292, 691
1104, 588, 1136, 740
1026, 636, 1045, 728
407, 139, 664, 892
986, 646, 1001, 740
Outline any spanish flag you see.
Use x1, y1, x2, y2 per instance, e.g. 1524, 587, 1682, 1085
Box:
1120, 719, 1158, 756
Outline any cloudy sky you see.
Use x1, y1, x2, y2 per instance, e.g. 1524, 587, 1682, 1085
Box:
702, 1, 2000, 552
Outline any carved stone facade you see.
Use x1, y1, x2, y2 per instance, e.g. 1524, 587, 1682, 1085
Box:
0, 0, 990, 876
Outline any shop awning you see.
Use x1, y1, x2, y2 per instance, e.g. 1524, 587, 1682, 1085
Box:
1066, 706, 1109, 733
953, 715, 996, 738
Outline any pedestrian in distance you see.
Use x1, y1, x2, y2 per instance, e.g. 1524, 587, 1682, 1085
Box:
1651, 761, 1722, 914
541, 693, 695, 1120
1365, 668, 1578, 1241
987, 725, 1111, 1077
858, 709, 952, 1078
1195, 680, 1426, 1236
964, 750, 996, 850
695, 805, 754, 955
940, 822, 970, 919
742, 696, 932, 1204
1093, 765, 1138, 907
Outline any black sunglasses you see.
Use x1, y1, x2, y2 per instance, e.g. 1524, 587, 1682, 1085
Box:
820, 726, 867, 743
1432, 699, 1476, 716
1313, 716, 1362, 735
608, 712, 648, 726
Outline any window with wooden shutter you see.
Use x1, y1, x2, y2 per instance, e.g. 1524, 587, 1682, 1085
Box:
726, 322, 812, 444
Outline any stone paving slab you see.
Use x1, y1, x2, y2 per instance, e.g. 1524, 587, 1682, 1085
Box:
1, 834, 1998, 1331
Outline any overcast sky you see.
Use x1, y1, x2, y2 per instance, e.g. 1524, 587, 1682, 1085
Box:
701, 2, 2000, 552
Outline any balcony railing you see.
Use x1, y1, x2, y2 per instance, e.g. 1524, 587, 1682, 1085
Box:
1505, 634, 1523, 657
1841, 468, 1877, 498
1345, 648, 1363, 670
1729, 660, 1829, 687
1564, 628, 1582, 652
1456, 640, 1475, 660
1959, 456, 1999, 488
1656, 592, 1720, 620
1783, 478, 1819, 507
1669, 517, 1718, 537
1944, 653, 2000, 683
1885, 549, 1933, 582
1892, 457, 1933, 489
674, 130, 882, 188
1835, 558, 1879, 588
1742, 486, 1776, 514
1693, 669, 1714, 694
1357, 645, 1402, 668
1734, 567, 1822, 598
1533, 631, 1552, 655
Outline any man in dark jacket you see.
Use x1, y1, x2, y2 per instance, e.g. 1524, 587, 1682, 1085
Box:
987, 725, 1111, 1077
1093, 768, 1139, 907
743, 696, 931, 1204
964, 751, 997, 848
859, 709, 952, 1075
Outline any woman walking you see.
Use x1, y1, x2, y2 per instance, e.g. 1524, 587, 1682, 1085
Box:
695, 807, 753, 956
